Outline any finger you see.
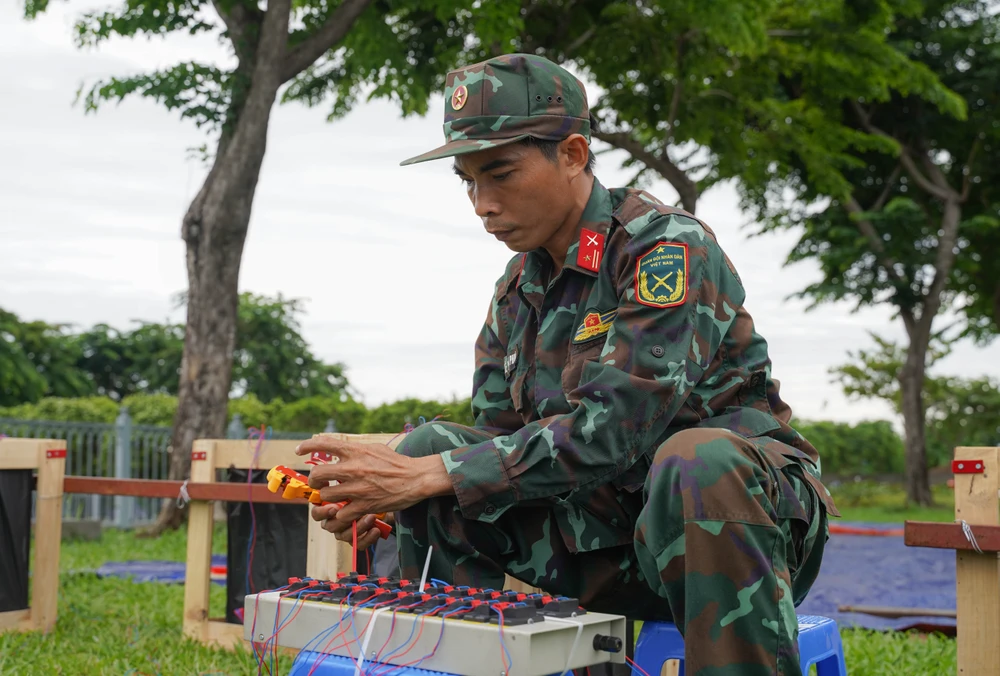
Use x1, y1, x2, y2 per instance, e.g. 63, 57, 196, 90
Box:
357, 528, 381, 551
317, 484, 352, 504
295, 436, 350, 458
311, 503, 339, 522
335, 501, 368, 524
305, 463, 342, 490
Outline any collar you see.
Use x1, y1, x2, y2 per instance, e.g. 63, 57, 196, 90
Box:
518, 177, 613, 294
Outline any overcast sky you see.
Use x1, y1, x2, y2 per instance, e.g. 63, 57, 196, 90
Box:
3, 1, 998, 428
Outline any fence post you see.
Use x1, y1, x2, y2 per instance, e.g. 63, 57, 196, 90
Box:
227, 414, 244, 440
324, 419, 338, 433
114, 406, 134, 529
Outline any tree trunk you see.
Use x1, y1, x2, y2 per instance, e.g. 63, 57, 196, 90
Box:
147, 6, 292, 536
899, 340, 933, 506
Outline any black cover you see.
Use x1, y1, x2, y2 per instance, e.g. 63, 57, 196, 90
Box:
0, 470, 32, 612
225, 468, 309, 623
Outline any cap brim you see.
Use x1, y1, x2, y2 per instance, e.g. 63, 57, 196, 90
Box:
399, 134, 531, 167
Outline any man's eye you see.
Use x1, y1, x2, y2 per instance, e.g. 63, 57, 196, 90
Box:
493, 172, 512, 181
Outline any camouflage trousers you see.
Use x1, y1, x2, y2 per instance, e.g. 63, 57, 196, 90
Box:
395, 422, 829, 676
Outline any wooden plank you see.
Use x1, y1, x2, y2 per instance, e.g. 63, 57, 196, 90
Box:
953, 446, 1000, 675
29, 441, 65, 633
203, 619, 249, 650
63, 476, 310, 504
183, 441, 217, 642
210, 433, 402, 470
0, 610, 30, 633
0, 438, 56, 469
905, 521, 1000, 552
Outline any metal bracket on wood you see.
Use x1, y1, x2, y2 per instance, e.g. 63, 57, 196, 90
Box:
953, 459, 985, 474
191, 451, 207, 461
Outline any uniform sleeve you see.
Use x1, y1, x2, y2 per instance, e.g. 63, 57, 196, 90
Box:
440, 213, 743, 523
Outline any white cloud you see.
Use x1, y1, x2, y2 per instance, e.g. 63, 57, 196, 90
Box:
2, 1, 998, 430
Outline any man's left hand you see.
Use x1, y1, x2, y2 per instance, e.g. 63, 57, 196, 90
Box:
294, 436, 450, 525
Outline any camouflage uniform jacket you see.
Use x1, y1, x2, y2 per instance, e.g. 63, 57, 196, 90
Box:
440, 177, 839, 554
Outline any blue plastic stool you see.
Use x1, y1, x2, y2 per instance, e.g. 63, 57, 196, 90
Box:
289, 650, 447, 675
633, 614, 847, 675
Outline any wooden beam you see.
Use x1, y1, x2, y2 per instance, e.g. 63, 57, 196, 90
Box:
0, 438, 56, 469
63, 476, 310, 504
183, 441, 216, 642
0, 610, 30, 632
29, 441, 65, 634
836, 604, 957, 619
905, 521, 1000, 552
953, 446, 1000, 675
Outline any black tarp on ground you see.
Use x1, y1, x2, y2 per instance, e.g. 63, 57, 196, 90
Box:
225, 468, 309, 623
0, 470, 32, 612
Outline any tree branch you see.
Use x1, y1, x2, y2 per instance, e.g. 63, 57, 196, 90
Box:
961, 137, 980, 202
212, 0, 262, 63
563, 24, 596, 57
843, 195, 917, 334
871, 163, 902, 212
594, 130, 699, 212
280, 0, 374, 84
849, 100, 956, 202
919, 199, 963, 335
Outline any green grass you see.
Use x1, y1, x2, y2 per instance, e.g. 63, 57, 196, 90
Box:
0, 508, 957, 675
827, 480, 956, 523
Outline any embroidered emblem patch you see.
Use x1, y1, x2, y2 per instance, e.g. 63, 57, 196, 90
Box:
573, 309, 618, 343
451, 85, 468, 111
635, 242, 688, 308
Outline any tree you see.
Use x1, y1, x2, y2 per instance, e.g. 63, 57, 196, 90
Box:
0, 308, 92, 406
520, 0, 946, 217
73, 293, 349, 402
732, 0, 994, 505
23, 0, 528, 531
833, 333, 1000, 469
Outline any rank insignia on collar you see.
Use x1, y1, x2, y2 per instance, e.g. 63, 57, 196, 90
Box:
577, 228, 604, 273
635, 241, 688, 308
503, 348, 518, 379
573, 309, 618, 343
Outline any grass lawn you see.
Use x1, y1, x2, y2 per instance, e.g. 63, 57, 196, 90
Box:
827, 480, 956, 523
0, 484, 957, 675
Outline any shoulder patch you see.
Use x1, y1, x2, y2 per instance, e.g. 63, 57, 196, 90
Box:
573, 309, 618, 343
634, 242, 688, 308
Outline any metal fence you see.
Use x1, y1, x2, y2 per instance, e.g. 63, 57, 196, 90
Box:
0, 408, 329, 528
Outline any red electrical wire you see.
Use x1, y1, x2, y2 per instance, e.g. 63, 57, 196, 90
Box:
625, 656, 652, 676
352, 521, 358, 573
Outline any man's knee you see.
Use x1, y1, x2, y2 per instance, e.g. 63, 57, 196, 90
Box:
395, 421, 475, 459
646, 427, 777, 524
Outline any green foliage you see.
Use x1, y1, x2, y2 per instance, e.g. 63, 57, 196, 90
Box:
0, 308, 93, 406
75, 320, 185, 400
741, 0, 995, 323
231, 292, 348, 403
795, 418, 906, 475
121, 393, 180, 427
270, 394, 369, 433
361, 396, 474, 433
0, 396, 120, 423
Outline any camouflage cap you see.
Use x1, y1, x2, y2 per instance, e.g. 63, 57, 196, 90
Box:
399, 53, 591, 167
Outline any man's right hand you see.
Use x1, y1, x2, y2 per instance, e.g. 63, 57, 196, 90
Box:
311, 503, 394, 552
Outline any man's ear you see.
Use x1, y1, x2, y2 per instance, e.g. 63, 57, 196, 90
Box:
560, 134, 591, 177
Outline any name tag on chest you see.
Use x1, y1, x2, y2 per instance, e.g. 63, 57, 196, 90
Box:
503, 348, 518, 380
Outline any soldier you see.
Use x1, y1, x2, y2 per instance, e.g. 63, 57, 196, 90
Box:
297, 53, 839, 675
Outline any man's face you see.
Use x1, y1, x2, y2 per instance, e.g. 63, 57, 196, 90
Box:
452, 140, 581, 253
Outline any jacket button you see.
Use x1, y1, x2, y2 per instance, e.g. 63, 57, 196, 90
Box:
484, 504, 497, 516
651, 345, 665, 358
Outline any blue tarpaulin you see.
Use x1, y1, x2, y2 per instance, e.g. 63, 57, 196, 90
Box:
95, 554, 228, 585
796, 523, 956, 630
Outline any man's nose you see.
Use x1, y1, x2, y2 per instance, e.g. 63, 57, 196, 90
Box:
472, 186, 500, 219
